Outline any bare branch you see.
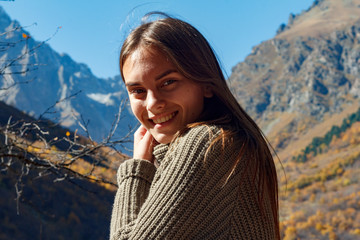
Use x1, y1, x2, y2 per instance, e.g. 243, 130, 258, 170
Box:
0, 23, 132, 217
38, 90, 82, 120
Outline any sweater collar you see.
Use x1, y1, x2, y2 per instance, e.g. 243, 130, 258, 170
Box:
153, 144, 169, 165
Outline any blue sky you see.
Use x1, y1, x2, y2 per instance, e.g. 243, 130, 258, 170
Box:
1, 0, 314, 79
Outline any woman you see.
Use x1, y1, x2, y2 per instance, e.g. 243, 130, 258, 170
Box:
110, 14, 279, 240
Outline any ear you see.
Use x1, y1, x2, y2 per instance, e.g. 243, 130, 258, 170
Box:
203, 85, 214, 98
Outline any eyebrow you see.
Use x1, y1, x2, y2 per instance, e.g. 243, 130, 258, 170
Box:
155, 69, 177, 80
125, 82, 140, 87
125, 69, 178, 87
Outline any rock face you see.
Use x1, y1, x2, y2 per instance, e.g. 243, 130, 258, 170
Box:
229, 0, 360, 148
0, 7, 136, 146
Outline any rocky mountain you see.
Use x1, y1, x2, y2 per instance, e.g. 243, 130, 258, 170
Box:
229, 0, 360, 160
229, 1, 360, 238
0, 6, 136, 150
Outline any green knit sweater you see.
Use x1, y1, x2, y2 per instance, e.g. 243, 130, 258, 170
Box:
110, 125, 275, 239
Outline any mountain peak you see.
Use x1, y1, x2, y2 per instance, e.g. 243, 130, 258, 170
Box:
276, 0, 360, 39
0, 7, 135, 146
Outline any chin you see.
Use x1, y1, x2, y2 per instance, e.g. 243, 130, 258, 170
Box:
153, 134, 174, 144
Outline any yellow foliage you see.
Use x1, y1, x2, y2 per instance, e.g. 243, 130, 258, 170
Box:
309, 163, 318, 169
290, 193, 298, 202
316, 222, 324, 231
33, 147, 41, 153
290, 210, 306, 221
341, 133, 349, 142
295, 221, 309, 230
283, 226, 297, 240
27, 145, 33, 152
328, 231, 338, 240
331, 215, 342, 227
350, 137, 358, 145
345, 207, 356, 216
316, 223, 333, 236
316, 210, 324, 220
279, 222, 285, 232
306, 215, 317, 227
336, 167, 344, 175
309, 193, 316, 202
278, 120, 360, 239
342, 178, 351, 186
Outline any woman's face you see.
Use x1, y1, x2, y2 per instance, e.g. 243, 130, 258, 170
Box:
122, 47, 213, 144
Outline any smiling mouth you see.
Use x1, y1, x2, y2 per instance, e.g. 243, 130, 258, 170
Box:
152, 112, 177, 124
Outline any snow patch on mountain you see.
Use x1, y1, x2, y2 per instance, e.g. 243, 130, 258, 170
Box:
20, 45, 29, 75
4, 22, 16, 39
56, 65, 79, 127
74, 72, 82, 78
0, 53, 19, 106
0, 75, 18, 106
87, 93, 115, 106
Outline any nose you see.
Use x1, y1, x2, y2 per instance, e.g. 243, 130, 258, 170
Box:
146, 90, 165, 112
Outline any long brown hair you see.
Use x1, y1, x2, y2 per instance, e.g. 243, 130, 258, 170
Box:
120, 13, 279, 239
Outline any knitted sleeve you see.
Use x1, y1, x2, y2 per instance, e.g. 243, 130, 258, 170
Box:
110, 159, 157, 239
109, 125, 261, 239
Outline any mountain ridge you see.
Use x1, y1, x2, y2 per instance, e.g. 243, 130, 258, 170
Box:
0, 6, 136, 148
277, 0, 360, 39
229, 0, 360, 158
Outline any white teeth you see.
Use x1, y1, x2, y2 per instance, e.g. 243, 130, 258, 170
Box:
153, 112, 175, 124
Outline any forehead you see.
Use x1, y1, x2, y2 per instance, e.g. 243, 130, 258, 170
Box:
128, 46, 170, 65
123, 47, 174, 80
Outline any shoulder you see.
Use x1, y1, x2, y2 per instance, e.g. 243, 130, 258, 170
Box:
153, 125, 223, 166
168, 124, 227, 159
176, 124, 222, 146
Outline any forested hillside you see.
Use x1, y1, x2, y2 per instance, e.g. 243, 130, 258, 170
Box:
0, 101, 126, 239
279, 108, 360, 239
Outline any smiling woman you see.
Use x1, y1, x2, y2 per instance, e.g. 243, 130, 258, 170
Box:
110, 13, 279, 240
123, 47, 213, 144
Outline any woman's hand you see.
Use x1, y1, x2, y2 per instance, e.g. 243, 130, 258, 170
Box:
133, 125, 156, 162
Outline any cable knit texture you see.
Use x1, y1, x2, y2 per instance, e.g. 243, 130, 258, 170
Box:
110, 125, 275, 239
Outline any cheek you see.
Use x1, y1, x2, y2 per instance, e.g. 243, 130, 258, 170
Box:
130, 100, 144, 121
183, 95, 205, 120
193, 98, 205, 116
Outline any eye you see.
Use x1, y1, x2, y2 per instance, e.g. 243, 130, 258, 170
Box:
128, 88, 146, 97
162, 79, 177, 87
132, 89, 145, 94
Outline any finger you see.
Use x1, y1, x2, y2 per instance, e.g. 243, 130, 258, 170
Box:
134, 125, 148, 140
142, 129, 154, 146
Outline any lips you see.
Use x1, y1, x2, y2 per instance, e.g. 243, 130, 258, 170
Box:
152, 112, 177, 124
